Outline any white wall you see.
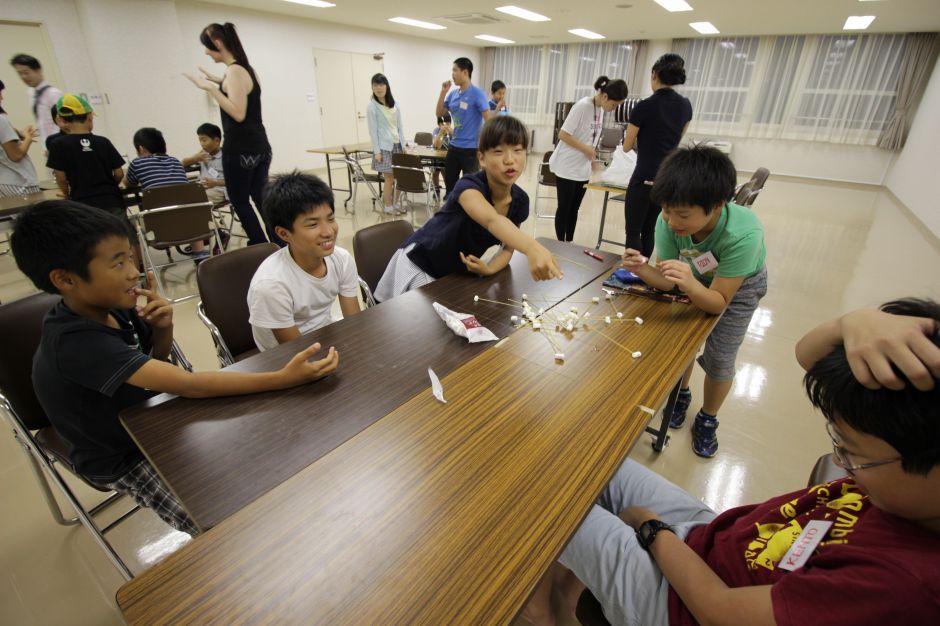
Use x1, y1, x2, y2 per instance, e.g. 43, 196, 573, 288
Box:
884, 56, 940, 238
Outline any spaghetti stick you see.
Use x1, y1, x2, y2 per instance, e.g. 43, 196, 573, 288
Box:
552, 254, 592, 270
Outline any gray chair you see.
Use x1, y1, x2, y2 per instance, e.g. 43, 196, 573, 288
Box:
0, 293, 140, 580
391, 152, 433, 224
733, 167, 771, 208
351, 220, 414, 307
342, 146, 383, 214
196, 243, 280, 367
534, 151, 558, 219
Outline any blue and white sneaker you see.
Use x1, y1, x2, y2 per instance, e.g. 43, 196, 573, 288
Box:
669, 389, 693, 429
691, 411, 719, 458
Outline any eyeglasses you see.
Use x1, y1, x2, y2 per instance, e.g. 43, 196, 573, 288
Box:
825, 421, 901, 475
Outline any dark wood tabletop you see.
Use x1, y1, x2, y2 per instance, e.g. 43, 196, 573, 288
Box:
116, 270, 717, 625
121, 238, 620, 530
0, 189, 61, 219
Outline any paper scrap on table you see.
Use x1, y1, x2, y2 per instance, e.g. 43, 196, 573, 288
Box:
432, 302, 499, 343
428, 367, 446, 403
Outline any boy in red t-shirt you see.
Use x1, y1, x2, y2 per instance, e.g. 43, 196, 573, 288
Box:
523, 299, 940, 626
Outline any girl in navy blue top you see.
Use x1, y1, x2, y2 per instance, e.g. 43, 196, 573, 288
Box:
375, 117, 562, 302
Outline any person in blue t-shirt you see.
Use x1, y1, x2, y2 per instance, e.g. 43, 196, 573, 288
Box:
374, 116, 562, 302
436, 57, 493, 196
488, 80, 510, 116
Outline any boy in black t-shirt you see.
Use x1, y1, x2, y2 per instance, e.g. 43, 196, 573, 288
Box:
11, 201, 340, 534
45, 94, 127, 221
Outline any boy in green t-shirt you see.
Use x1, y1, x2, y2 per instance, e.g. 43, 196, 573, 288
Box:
623, 145, 767, 457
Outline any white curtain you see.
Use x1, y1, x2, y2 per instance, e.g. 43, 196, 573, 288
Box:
490, 45, 543, 120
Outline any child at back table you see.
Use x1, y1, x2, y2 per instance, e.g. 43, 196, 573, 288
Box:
374, 116, 562, 302
622, 144, 767, 458
11, 201, 339, 534
181, 122, 227, 205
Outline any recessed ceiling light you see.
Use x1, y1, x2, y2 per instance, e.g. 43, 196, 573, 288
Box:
653, 0, 694, 12
495, 6, 551, 22
388, 17, 446, 30
843, 15, 876, 30
283, 0, 335, 7
689, 21, 720, 34
568, 28, 605, 40
476, 34, 516, 44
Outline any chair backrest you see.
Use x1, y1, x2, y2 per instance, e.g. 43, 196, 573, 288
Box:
598, 126, 625, 150
733, 167, 770, 208
196, 243, 279, 358
539, 151, 557, 186
414, 132, 433, 147
613, 97, 642, 125
391, 152, 428, 193
352, 220, 415, 294
0, 292, 60, 430
139, 183, 214, 246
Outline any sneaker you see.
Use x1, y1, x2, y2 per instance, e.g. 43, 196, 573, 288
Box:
691, 411, 719, 458
383, 205, 398, 215
192, 250, 210, 263
669, 388, 692, 428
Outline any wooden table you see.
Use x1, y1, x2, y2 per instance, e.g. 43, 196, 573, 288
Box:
307, 141, 372, 197
408, 145, 447, 167
1, 190, 61, 255
121, 239, 619, 531
117, 270, 716, 624
585, 181, 628, 250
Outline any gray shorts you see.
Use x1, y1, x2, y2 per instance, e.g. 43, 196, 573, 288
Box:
697, 266, 768, 381
559, 460, 716, 626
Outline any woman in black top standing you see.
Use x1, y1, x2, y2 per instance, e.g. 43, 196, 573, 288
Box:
622, 54, 693, 258
186, 22, 276, 246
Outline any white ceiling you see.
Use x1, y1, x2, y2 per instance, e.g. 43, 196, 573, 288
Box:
201, 0, 940, 46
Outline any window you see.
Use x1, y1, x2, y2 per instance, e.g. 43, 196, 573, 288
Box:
572, 42, 637, 101
491, 45, 543, 117
679, 37, 760, 124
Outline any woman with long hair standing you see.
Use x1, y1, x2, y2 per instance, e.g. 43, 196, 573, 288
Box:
548, 76, 628, 242
186, 22, 276, 245
622, 54, 692, 257
366, 73, 406, 215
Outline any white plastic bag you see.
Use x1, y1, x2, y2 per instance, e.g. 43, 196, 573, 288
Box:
433, 302, 499, 343
600, 149, 636, 187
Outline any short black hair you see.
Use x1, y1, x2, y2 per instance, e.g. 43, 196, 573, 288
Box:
593, 76, 628, 101
61, 113, 89, 124
196, 122, 221, 139
10, 54, 41, 70
491, 80, 506, 94
50, 103, 58, 123
651, 144, 736, 213
653, 53, 687, 86
478, 116, 529, 153
263, 171, 334, 232
133, 127, 167, 154
11, 200, 131, 294
804, 298, 940, 475
454, 57, 474, 78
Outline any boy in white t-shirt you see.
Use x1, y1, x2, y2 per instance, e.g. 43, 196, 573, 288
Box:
247, 171, 361, 351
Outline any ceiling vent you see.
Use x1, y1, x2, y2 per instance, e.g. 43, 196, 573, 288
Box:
438, 13, 503, 25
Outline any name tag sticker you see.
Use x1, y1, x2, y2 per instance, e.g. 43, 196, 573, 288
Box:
693, 251, 719, 274
459, 101, 469, 110
207, 167, 220, 178
779, 520, 833, 571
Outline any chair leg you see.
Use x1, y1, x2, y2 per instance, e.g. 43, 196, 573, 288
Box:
13, 431, 79, 526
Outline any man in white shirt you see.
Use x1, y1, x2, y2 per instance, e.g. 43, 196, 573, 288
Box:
10, 54, 63, 149
247, 172, 361, 351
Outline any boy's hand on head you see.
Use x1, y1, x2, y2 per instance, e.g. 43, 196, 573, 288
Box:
841, 309, 940, 391
658, 260, 695, 292
528, 243, 563, 281
459, 252, 492, 276
621, 248, 648, 272
282, 343, 339, 385
134, 271, 174, 329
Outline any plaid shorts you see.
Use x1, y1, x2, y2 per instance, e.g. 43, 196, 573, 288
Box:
93, 460, 199, 535
372, 143, 403, 173
697, 266, 768, 381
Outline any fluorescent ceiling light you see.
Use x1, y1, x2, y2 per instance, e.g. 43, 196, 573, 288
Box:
689, 21, 720, 34
496, 6, 551, 22
476, 34, 515, 44
388, 17, 446, 30
283, 0, 335, 7
843, 15, 876, 30
568, 29, 605, 40
653, 0, 694, 12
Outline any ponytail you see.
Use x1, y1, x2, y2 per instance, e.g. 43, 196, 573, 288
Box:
200, 22, 251, 68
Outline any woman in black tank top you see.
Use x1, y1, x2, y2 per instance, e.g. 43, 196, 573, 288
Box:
186, 22, 280, 246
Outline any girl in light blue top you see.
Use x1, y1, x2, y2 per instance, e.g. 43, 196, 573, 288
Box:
367, 73, 406, 214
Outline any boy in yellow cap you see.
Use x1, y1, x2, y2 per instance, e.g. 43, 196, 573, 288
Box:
46, 94, 129, 233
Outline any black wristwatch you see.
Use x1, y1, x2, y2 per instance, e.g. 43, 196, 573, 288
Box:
636, 519, 675, 551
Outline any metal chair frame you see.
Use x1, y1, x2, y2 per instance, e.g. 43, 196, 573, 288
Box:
342, 146, 383, 214
392, 155, 434, 225
534, 151, 558, 220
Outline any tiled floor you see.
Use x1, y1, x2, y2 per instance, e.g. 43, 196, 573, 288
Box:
1, 159, 938, 625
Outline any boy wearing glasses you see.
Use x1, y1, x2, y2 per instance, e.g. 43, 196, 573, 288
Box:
523, 299, 940, 626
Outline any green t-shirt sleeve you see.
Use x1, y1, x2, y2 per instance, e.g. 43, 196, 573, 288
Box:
716, 231, 763, 278
654, 214, 679, 260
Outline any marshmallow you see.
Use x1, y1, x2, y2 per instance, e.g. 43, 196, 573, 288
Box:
521, 293, 528, 301
566, 323, 574, 332
510, 315, 519, 322
605, 316, 612, 324
554, 352, 565, 361
632, 351, 642, 358
474, 295, 480, 302
583, 312, 591, 318
592, 296, 600, 304
605, 293, 613, 300
532, 322, 541, 330
634, 317, 644, 325
570, 306, 578, 314
616, 312, 624, 319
